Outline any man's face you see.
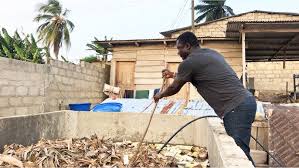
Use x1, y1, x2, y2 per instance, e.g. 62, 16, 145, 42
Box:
176, 40, 191, 60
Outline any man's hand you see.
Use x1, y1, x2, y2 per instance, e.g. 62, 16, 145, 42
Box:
153, 93, 162, 103
162, 69, 175, 79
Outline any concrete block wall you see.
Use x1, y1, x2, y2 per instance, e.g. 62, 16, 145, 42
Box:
45, 60, 107, 112
0, 57, 109, 117
247, 61, 299, 93
0, 58, 47, 116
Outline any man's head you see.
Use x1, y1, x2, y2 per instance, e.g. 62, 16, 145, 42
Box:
176, 31, 199, 60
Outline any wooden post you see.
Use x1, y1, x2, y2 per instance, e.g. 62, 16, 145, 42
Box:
283, 50, 286, 69
286, 82, 289, 95
191, 0, 195, 32
242, 32, 246, 87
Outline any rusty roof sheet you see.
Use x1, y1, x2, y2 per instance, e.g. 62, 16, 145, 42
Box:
101, 98, 217, 117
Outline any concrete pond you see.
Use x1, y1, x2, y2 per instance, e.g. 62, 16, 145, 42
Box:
0, 111, 254, 167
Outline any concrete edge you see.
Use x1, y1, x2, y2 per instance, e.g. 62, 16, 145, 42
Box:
207, 118, 254, 168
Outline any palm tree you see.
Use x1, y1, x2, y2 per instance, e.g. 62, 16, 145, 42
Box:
194, 0, 235, 23
34, 0, 74, 59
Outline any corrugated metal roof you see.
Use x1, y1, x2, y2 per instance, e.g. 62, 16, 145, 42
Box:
101, 98, 217, 117
95, 37, 237, 47
101, 98, 265, 119
226, 21, 299, 34
160, 10, 299, 37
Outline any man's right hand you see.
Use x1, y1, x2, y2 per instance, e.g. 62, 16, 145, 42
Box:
162, 69, 175, 79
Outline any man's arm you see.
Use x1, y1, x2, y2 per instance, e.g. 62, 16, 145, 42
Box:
153, 78, 186, 102
160, 78, 186, 98
154, 60, 192, 102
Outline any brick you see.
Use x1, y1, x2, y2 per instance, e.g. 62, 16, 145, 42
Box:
28, 87, 40, 96
0, 107, 15, 117
0, 70, 17, 80
23, 97, 34, 105
36, 64, 48, 73
28, 106, 42, 114
1, 86, 15, 96
51, 67, 59, 74
0, 80, 9, 85
0, 97, 9, 107
9, 97, 23, 106
63, 62, 68, 69
16, 86, 28, 96
15, 107, 28, 115
33, 97, 44, 105
58, 69, 66, 76
76, 66, 81, 73
49, 99, 58, 106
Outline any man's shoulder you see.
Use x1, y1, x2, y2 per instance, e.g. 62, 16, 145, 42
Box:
178, 58, 193, 70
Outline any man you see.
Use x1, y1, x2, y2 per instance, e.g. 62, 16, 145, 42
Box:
154, 32, 257, 165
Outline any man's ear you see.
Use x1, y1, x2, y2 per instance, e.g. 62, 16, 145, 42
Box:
186, 43, 191, 50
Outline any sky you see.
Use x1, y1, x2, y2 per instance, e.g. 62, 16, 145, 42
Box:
0, 0, 298, 63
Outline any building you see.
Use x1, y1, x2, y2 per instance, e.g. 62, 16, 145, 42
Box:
97, 10, 299, 99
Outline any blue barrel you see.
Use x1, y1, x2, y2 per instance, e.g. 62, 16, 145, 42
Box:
69, 103, 91, 111
92, 103, 122, 112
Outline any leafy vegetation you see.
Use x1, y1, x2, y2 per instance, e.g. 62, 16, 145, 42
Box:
80, 55, 98, 63
0, 28, 46, 63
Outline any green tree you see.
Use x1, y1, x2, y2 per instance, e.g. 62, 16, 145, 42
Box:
34, 0, 74, 59
194, 0, 235, 23
86, 37, 112, 62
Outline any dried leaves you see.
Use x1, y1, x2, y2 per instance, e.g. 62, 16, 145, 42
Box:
0, 135, 208, 168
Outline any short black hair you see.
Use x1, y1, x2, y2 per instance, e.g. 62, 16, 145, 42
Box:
177, 31, 199, 47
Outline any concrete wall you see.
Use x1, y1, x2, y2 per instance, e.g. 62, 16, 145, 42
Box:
0, 57, 109, 117
248, 61, 299, 93
0, 111, 253, 167
0, 111, 67, 152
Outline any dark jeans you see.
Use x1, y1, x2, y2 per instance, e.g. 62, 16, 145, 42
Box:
223, 93, 257, 166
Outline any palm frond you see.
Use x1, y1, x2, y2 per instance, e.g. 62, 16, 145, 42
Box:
195, 9, 213, 23
36, 22, 50, 32
66, 20, 75, 32
194, 4, 216, 13
63, 9, 70, 17
63, 24, 71, 49
34, 14, 54, 22
223, 5, 235, 15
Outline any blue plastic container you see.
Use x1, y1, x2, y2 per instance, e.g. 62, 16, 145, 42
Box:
92, 103, 122, 112
69, 103, 91, 111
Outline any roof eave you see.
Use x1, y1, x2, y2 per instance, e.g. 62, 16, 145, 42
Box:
160, 10, 299, 37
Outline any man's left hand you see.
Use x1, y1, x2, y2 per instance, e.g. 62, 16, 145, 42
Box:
153, 93, 162, 103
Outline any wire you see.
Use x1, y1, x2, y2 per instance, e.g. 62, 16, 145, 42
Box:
171, 0, 189, 29
157, 115, 284, 167
250, 135, 284, 167
176, 2, 190, 28
157, 115, 218, 153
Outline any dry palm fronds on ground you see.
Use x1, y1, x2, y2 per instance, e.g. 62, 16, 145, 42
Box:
0, 135, 208, 168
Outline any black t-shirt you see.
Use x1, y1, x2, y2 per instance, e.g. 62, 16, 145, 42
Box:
176, 48, 248, 118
